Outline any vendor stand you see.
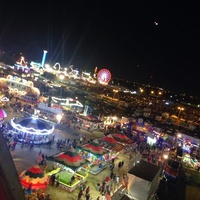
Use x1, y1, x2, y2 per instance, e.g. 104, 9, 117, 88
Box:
182, 153, 199, 169
78, 139, 109, 174
46, 148, 88, 192
98, 135, 125, 161
112, 131, 134, 144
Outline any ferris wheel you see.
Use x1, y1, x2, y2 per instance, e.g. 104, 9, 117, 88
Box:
97, 68, 112, 85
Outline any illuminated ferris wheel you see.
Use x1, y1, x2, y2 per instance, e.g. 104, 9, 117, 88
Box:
97, 68, 112, 85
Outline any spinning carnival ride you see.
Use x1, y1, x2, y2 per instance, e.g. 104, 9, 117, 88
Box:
97, 68, 111, 85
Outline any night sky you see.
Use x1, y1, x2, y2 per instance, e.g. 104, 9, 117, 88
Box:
0, 1, 199, 96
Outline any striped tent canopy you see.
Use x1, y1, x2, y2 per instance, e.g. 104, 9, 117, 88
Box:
112, 132, 134, 144
80, 139, 108, 156
98, 135, 116, 149
99, 135, 125, 152
19, 165, 49, 190
46, 148, 87, 171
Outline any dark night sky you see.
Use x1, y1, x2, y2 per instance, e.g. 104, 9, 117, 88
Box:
0, 1, 199, 96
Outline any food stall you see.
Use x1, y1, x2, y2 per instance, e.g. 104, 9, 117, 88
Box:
98, 135, 125, 161
46, 148, 88, 192
78, 139, 109, 174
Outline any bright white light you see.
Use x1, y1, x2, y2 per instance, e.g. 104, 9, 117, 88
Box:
177, 134, 182, 138
56, 114, 62, 123
59, 74, 65, 80
163, 154, 168, 160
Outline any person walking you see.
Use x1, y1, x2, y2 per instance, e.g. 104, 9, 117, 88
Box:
118, 161, 122, 170
96, 182, 101, 191
80, 136, 83, 144
113, 173, 116, 182
110, 170, 114, 180
101, 193, 106, 200
116, 176, 120, 188
85, 193, 91, 200
80, 183, 84, 191
111, 158, 115, 164
121, 160, 124, 168
51, 174, 56, 186
78, 189, 84, 200
56, 175, 60, 187
85, 186, 90, 197
83, 134, 86, 142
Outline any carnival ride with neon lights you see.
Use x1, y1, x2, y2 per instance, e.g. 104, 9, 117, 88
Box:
10, 116, 55, 135
53, 62, 61, 72
66, 69, 80, 79
9, 115, 55, 145
81, 71, 96, 83
14, 56, 30, 73
30, 50, 48, 73
0, 75, 40, 97
51, 96, 83, 110
97, 68, 111, 85
30, 61, 42, 72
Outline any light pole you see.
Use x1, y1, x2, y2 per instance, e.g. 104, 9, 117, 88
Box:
174, 133, 182, 147
160, 153, 169, 177
113, 89, 118, 99
177, 107, 184, 119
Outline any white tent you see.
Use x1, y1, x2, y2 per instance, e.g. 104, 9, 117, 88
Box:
127, 160, 161, 200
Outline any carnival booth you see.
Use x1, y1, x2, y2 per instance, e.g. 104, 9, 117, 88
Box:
46, 148, 88, 192
9, 116, 54, 145
182, 153, 199, 169
163, 158, 181, 182
19, 164, 49, 191
77, 114, 103, 130
98, 135, 125, 160
78, 139, 109, 174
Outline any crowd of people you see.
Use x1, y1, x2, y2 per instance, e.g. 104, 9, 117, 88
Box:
2, 87, 198, 200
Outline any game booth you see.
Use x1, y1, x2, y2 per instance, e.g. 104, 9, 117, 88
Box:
98, 135, 125, 160
46, 148, 88, 192
77, 114, 103, 130
78, 139, 109, 175
163, 158, 182, 182
182, 153, 199, 169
